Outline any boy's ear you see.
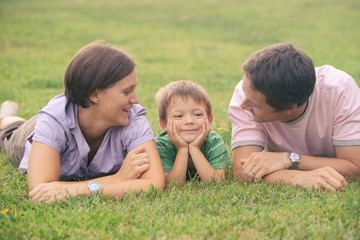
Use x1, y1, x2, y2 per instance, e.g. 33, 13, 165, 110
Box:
209, 113, 213, 124
159, 119, 167, 131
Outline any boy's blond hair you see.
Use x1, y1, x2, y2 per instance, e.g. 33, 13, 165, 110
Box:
155, 80, 212, 122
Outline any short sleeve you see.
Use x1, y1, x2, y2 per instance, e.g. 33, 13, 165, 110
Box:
228, 81, 266, 150
155, 132, 176, 172
332, 75, 360, 145
31, 112, 68, 153
120, 104, 155, 152
204, 131, 231, 169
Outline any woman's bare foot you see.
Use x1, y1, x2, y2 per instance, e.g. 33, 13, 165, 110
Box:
0, 100, 18, 117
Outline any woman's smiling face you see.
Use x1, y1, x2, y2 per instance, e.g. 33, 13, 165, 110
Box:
96, 69, 139, 126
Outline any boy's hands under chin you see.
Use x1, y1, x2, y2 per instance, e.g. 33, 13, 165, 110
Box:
189, 119, 211, 150
167, 120, 188, 150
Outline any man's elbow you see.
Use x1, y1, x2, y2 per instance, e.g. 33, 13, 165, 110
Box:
347, 172, 360, 181
344, 163, 360, 181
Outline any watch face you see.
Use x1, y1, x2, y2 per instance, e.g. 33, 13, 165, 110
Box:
89, 181, 100, 192
290, 152, 300, 161
289, 152, 301, 170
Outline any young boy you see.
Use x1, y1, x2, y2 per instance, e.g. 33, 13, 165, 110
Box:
155, 80, 231, 183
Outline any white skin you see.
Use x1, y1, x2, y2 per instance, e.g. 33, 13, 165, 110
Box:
232, 74, 360, 190
160, 96, 225, 183
6, 69, 165, 203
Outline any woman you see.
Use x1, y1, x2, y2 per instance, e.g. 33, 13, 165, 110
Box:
0, 41, 165, 203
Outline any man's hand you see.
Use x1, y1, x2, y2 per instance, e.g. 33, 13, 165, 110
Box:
241, 152, 291, 182
291, 167, 347, 190
116, 146, 150, 180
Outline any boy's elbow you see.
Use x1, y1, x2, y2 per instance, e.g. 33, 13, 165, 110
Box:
214, 169, 226, 181
201, 169, 225, 182
164, 172, 187, 184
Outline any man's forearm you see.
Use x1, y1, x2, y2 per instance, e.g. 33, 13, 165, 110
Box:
262, 169, 296, 185
298, 154, 360, 180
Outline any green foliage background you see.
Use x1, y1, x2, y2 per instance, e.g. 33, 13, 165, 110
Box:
1, 0, 359, 239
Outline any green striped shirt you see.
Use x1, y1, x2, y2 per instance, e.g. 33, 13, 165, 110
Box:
155, 131, 231, 176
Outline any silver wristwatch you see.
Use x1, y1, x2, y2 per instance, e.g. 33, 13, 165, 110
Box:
288, 152, 301, 170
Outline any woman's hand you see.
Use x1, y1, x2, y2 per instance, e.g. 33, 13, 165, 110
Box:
116, 146, 150, 180
29, 182, 75, 203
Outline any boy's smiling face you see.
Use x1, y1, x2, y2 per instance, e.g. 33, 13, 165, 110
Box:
160, 96, 212, 143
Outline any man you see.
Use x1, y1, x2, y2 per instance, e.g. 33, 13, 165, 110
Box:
229, 43, 360, 190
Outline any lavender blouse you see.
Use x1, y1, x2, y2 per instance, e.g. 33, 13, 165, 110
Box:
19, 94, 154, 180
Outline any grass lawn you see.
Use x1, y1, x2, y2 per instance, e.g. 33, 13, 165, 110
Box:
1, 0, 360, 239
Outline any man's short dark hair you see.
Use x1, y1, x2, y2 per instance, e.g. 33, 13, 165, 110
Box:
242, 43, 315, 112
64, 41, 136, 108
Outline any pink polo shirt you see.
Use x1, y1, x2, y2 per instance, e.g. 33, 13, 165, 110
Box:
228, 65, 360, 157
19, 94, 154, 180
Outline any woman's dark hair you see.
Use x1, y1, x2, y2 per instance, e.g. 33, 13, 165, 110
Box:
64, 41, 136, 108
242, 43, 315, 112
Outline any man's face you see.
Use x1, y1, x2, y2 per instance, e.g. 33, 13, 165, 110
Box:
240, 75, 289, 123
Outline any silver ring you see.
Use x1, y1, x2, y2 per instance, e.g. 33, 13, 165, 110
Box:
251, 170, 256, 175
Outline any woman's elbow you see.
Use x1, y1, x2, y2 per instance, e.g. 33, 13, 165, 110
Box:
27, 176, 48, 191
151, 177, 165, 190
